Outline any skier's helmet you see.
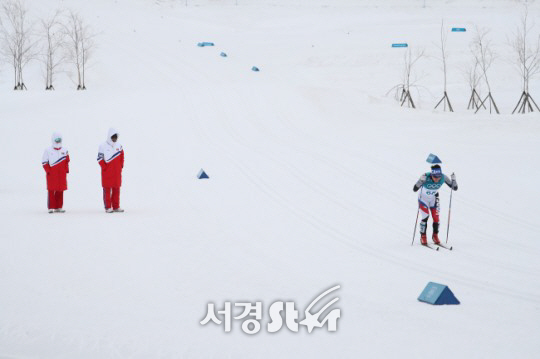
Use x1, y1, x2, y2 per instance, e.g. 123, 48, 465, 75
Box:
431, 164, 442, 178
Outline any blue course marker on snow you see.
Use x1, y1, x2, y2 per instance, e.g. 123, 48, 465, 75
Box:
451, 28, 466, 32
426, 153, 442, 164
392, 43, 408, 48
251, 66, 260, 72
197, 169, 209, 179
220, 52, 227, 57
418, 282, 460, 305
197, 42, 215, 47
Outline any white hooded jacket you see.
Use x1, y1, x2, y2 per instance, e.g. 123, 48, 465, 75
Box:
98, 128, 123, 163
42, 132, 69, 167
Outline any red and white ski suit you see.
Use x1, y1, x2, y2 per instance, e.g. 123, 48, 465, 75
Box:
97, 128, 124, 210
42, 132, 70, 209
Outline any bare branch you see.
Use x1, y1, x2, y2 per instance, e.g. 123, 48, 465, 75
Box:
471, 26, 495, 93
0, 0, 37, 89
63, 10, 94, 90
510, 5, 540, 113
395, 47, 425, 108
435, 19, 449, 92
402, 47, 425, 90
40, 9, 66, 89
509, 5, 540, 93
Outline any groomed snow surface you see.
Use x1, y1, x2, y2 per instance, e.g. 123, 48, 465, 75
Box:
1, 0, 539, 357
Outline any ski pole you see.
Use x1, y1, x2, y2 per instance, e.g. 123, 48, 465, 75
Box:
412, 186, 424, 246
446, 179, 454, 244
411, 207, 419, 246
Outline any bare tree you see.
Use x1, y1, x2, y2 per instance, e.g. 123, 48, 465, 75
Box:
471, 27, 499, 114
41, 10, 65, 90
464, 58, 485, 111
510, 6, 540, 114
434, 20, 453, 112
389, 47, 425, 109
0, 0, 36, 90
0, 1, 21, 89
64, 10, 93, 90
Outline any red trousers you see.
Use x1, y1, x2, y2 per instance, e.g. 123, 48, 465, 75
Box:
48, 190, 64, 209
103, 187, 120, 209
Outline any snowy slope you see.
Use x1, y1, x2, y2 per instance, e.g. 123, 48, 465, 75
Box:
1, 0, 539, 358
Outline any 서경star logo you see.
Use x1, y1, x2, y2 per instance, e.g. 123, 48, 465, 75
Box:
200, 284, 341, 334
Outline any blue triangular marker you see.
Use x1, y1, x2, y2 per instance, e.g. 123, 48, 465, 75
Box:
418, 282, 460, 305
197, 169, 209, 179
251, 66, 260, 72
426, 153, 442, 164
435, 287, 460, 305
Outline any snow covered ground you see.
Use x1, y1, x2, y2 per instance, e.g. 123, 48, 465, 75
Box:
1, 0, 539, 357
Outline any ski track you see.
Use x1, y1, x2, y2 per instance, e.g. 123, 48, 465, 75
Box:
181, 75, 539, 304
203, 79, 540, 275
260, 83, 539, 234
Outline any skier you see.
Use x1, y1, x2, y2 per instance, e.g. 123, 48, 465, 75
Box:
97, 128, 125, 213
42, 132, 70, 213
413, 164, 457, 245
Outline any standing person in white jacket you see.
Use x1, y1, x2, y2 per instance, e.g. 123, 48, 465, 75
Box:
97, 128, 125, 213
42, 132, 70, 213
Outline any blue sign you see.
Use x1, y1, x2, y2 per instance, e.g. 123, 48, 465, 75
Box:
451, 28, 466, 32
392, 43, 408, 48
197, 42, 215, 47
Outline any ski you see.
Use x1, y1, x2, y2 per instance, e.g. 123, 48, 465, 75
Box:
421, 244, 439, 251
434, 243, 453, 250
